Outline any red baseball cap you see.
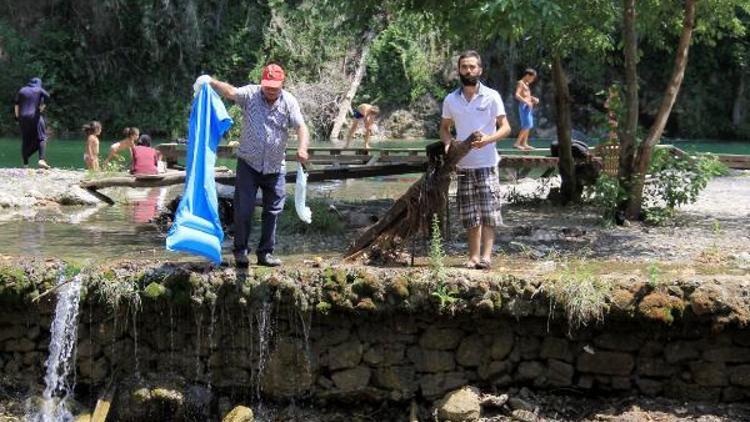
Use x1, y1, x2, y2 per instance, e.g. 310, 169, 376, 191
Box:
261, 64, 285, 88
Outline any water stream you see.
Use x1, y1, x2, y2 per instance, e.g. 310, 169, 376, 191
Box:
29, 274, 83, 422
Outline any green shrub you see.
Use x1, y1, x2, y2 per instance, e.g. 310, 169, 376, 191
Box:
585, 174, 627, 225
642, 149, 726, 224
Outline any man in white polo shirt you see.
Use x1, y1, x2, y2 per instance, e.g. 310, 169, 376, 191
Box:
440, 50, 511, 270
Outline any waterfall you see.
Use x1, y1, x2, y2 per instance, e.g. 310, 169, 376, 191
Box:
31, 274, 83, 422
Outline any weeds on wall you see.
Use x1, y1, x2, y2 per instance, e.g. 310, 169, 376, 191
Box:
545, 261, 612, 332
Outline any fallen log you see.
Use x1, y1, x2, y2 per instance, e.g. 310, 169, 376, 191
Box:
345, 135, 476, 261
79, 169, 233, 190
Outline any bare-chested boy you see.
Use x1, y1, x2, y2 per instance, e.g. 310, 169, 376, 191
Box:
514, 68, 539, 151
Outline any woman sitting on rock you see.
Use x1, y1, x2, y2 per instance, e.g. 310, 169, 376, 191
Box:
130, 134, 162, 175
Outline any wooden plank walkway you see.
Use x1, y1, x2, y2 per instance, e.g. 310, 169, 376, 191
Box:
156, 143, 562, 175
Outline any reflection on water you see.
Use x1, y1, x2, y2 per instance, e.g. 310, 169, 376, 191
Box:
0, 187, 181, 261
0, 177, 419, 261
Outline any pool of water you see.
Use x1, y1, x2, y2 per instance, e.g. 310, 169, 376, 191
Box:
1, 137, 747, 169
0, 174, 417, 261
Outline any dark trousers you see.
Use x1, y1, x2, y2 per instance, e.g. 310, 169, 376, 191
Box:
233, 159, 286, 256
19, 116, 46, 165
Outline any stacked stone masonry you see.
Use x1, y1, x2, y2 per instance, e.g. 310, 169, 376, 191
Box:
2, 301, 750, 404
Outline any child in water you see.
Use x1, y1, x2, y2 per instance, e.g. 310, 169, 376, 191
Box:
103, 127, 140, 168
83, 121, 102, 171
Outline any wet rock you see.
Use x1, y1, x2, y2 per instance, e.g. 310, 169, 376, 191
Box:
419, 326, 464, 350
261, 338, 313, 398
511, 409, 540, 422
184, 385, 212, 421
419, 372, 467, 399
4, 338, 36, 352
539, 337, 573, 362
516, 361, 544, 382
703, 347, 750, 363
222, 405, 254, 422
408, 347, 455, 373
637, 358, 674, 378
547, 360, 574, 387
328, 340, 363, 370
577, 351, 634, 376
78, 357, 108, 383
373, 366, 417, 398
508, 396, 535, 411
691, 362, 728, 386
593, 332, 642, 352
436, 386, 481, 422
331, 366, 371, 392
480, 393, 508, 408
636, 377, 664, 396
489, 328, 514, 360
477, 360, 509, 381
664, 380, 721, 401
729, 365, 750, 387
0, 325, 24, 342
455, 335, 484, 367
664, 341, 700, 363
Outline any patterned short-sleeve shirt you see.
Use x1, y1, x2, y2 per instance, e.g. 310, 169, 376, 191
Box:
234, 84, 305, 174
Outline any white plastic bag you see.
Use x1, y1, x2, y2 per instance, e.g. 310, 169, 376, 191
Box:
193, 75, 212, 95
295, 162, 312, 224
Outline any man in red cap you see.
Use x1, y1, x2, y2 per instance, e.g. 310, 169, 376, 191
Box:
197, 63, 310, 267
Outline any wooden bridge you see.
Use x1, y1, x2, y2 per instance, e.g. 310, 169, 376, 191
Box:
156, 143, 563, 180
157, 143, 750, 178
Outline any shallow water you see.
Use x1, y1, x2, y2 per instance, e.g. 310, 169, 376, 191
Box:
0, 176, 414, 261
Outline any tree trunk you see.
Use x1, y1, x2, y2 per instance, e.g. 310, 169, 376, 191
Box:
329, 30, 376, 142
551, 54, 578, 204
732, 70, 746, 129
624, 0, 696, 219
345, 138, 474, 261
618, 0, 639, 202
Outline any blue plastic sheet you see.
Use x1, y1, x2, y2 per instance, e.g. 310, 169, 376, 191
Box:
166, 83, 233, 263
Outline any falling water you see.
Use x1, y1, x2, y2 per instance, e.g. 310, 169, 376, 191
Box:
206, 298, 217, 390
169, 304, 175, 371
253, 301, 273, 400
31, 274, 83, 422
131, 307, 141, 380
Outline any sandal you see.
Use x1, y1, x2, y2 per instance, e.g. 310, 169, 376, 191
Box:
464, 261, 479, 269
475, 259, 492, 270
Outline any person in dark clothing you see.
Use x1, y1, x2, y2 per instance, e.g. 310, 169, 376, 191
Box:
14, 78, 51, 169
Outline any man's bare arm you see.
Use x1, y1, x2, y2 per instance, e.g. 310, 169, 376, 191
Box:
296, 123, 310, 163
475, 115, 511, 148
440, 118, 454, 146
209, 79, 238, 102
13, 105, 19, 119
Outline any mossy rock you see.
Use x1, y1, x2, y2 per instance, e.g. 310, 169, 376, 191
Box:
222, 405, 254, 422
143, 282, 167, 300
388, 276, 410, 299
638, 291, 686, 324
355, 298, 377, 312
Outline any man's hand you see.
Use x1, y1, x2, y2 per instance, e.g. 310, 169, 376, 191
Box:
296, 148, 309, 164
470, 131, 488, 149
193, 75, 213, 94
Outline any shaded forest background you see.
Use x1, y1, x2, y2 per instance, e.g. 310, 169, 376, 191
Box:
0, 0, 747, 141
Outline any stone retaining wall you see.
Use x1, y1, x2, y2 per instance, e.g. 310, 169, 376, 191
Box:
2, 260, 750, 420
2, 300, 750, 408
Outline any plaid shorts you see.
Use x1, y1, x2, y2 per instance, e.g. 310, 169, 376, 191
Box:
456, 167, 503, 228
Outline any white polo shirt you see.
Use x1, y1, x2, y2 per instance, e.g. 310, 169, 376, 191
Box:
441, 83, 506, 169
